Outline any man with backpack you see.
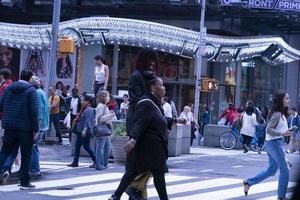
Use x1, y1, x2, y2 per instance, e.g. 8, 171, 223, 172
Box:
49, 86, 63, 145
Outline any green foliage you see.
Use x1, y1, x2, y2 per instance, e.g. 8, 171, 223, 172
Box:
112, 121, 127, 136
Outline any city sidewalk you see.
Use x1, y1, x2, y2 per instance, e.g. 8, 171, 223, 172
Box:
0, 144, 299, 200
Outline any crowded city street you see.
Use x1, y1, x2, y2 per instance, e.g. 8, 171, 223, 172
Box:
0, 143, 298, 200
1, 0, 300, 200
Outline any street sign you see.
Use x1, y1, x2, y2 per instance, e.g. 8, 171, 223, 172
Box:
221, 0, 300, 12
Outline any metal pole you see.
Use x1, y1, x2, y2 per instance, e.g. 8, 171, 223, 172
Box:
194, 0, 206, 124
112, 44, 119, 95
48, 0, 62, 86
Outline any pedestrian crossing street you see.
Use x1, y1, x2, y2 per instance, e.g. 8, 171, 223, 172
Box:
0, 161, 296, 200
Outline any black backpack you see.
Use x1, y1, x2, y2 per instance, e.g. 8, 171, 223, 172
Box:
58, 95, 69, 114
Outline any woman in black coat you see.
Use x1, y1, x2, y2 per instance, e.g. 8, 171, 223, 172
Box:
109, 76, 169, 200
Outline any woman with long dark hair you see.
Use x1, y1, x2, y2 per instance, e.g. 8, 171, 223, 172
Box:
243, 91, 293, 200
240, 100, 258, 153
93, 55, 109, 97
56, 54, 73, 79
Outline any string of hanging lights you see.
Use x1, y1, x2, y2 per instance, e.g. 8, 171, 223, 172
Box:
0, 17, 299, 65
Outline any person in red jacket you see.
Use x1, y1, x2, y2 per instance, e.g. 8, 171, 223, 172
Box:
0, 68, 13, 95
219, 103, 237, 125
0, 68, 13, 123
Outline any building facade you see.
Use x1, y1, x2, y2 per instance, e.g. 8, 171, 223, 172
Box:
1, 0, 300, 122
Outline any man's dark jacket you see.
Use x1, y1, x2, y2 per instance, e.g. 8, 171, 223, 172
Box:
0, 81, 39, 133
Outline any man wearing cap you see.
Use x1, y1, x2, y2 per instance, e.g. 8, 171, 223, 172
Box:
29, 76, 49, 178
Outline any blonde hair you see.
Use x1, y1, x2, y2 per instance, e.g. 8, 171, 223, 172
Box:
97, 90, 109, 104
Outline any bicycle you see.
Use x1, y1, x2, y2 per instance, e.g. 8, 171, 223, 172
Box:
219, 126, 260, 151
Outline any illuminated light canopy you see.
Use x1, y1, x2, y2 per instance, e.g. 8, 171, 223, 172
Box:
0, 17, 299, 65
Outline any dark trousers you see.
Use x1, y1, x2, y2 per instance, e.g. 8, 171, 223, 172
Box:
93, 82, 104, 97
0, 130, 33, 185
114, 170, 168, 200
242, 134, 253, 146
257, 137, 265, 148
69, 114, 77, 142
50, 113, 62, 143
73, 133, 96, 164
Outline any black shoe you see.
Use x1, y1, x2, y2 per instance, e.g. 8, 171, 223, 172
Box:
67, 163, 79, 167
125, 187, 144, 200
89, 163, 96, 168
20, 183, 36, 190
243, 145, 248, 153
108, 195, 120, 200
30, 172, 42, 179
243, 181, 250, 196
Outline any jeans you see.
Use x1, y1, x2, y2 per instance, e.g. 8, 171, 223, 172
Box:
0, 130, 33, 185
247, 138, 289, 198
50, 114, 62, 143
73, 132, 96, 164
30, 131, 45, 174
95, 137, 111, 170
2, 147, 18, 173
114, 170, 168, 200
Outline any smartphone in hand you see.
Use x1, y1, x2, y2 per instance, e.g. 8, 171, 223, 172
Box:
290, 126, 299, 132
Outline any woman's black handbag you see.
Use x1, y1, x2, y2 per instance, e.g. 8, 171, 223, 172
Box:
93, 123, 112, 137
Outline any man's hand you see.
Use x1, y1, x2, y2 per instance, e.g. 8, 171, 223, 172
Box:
33, 132, 39, 141
124, 139, 136, 153
82, 132, 87, 138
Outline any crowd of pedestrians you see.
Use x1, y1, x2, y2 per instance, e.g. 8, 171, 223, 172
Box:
0, 48, 299, 200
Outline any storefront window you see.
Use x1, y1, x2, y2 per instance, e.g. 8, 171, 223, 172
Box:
104, 45, 196, 109
241, 59, 284, 107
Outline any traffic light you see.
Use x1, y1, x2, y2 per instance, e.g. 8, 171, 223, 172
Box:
201, 78, 219, 92
58, 37, 75, 54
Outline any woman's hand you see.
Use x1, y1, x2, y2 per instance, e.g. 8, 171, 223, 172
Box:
282, 130, 293, 137
124, 139, 136, 153
176, 118, 187, 124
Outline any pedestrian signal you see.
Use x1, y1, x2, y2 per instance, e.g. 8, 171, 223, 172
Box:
58, 37, 75, 54
201, 78, 219, 92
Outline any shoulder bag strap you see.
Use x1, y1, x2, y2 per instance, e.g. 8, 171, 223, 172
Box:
137, 99, 163, 117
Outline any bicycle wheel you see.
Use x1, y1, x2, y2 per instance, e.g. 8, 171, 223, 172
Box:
219, 132, 237, 150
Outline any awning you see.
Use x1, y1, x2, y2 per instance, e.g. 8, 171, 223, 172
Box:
0, 16, 299, 65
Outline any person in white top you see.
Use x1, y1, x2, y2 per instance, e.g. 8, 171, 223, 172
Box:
120, 94, 129, 119
162, 97, 172, 118
240, 101, 259, 153
93, 55, 109, 97
180, 106, 197, 146
179, 106, 194, 125
243, 91, 294, 200
66, 88, 81, 142
95, 90, 115, 170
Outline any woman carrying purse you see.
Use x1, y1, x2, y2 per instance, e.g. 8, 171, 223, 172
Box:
67, 95, 96, 168
95, 90, 115, 170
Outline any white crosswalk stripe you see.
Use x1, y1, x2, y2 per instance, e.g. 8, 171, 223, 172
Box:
0, 162, 296, 200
